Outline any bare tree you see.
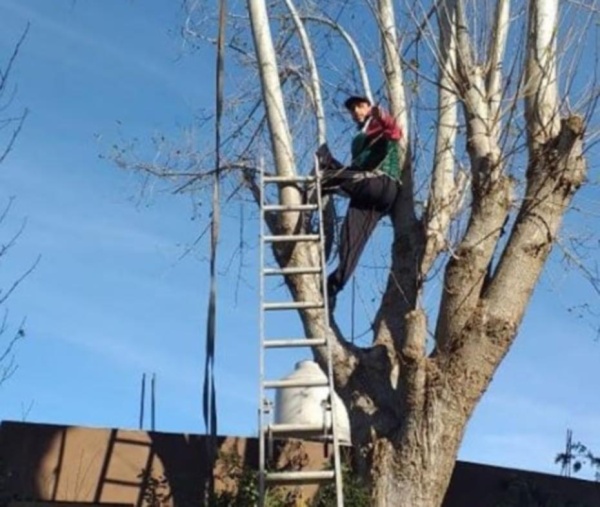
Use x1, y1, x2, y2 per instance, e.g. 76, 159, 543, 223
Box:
117, 0, 598, 505
0, 219, 36, 388
0, 25, 32, 388
0, 25, 28, 166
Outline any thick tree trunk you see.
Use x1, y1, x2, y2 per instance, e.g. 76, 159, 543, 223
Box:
372, 392, 470, 507
370, 413, 465, 507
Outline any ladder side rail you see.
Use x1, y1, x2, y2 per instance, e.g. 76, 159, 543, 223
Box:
258, 166, 343, 504
258, 163, 267, 506
314, 158, 344, 507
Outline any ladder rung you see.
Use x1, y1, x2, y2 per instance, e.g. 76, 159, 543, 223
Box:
264, 338, 327, 348
264, 378, 329, 389
264, 234, 320, 243
263, 301, 323, 311
263, 266, 322, 276
266, 423, 331, 437
265, 470, 335, 484
263, 175, 316, 183
263, 204, 318, 212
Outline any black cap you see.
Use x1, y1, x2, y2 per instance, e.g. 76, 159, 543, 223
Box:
344, 95, 371, 109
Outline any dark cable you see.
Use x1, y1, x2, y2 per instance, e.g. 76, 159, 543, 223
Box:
203, 0, 227, 502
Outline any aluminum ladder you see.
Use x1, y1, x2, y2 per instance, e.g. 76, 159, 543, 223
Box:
258, 165, 344, 507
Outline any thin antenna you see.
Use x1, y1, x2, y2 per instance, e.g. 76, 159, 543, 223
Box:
151, 373, 156, 432
561, 428, 573, 477
139, 373, 146, 430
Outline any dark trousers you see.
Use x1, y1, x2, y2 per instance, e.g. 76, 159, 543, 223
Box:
323, 170, 399, 296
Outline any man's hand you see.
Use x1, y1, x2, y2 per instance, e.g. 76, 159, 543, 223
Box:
367, 104, 402, 140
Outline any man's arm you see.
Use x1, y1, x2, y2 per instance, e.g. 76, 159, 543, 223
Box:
370, 105, 402, 141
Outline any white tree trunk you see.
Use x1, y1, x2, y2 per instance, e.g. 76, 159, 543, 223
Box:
378, 0, 408, 142
423, 0, 460, 273
525, 0, 560, 148
247, 0, 301, 215
487, 0, 510, 139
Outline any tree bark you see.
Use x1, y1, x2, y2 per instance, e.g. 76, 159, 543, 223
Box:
368, 311, 464, 506
371, 422, 464, 507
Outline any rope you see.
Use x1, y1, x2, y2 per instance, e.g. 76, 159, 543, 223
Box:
203, 0, 226, 502
351, 276, 356, 343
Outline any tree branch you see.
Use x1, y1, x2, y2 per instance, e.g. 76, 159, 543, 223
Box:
445, 115, 587, 402
369, 0, 423, 373
486, 0, 510, 139
486, 116, 586, 325
376, 0, 409, 141
422, 0, 461, 275
282, 0, 326, 145
434, 0, 512, 352
525, 0, 561, 149
301, 15, 373, 102
247, 0, 301, 217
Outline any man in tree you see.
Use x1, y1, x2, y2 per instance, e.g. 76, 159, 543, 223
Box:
318, 95, 403, 310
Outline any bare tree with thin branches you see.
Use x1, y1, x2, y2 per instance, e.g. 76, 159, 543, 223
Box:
0, 25, 34, 389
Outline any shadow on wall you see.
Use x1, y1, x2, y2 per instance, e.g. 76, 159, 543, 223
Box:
0, 422, 214, 506
0, 421, 332, 506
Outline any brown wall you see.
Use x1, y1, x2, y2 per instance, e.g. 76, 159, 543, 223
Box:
2, 421, 600, 506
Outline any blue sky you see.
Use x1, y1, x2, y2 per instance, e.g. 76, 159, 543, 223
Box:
0, 0, 598, 481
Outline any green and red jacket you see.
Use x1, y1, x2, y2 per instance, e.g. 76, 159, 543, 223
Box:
351, 110, 404, 180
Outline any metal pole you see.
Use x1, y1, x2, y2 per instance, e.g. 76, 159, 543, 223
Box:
139, 373, 146, 430
151, 373, 156, 432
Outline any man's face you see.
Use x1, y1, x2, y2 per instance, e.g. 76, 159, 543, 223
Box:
348, 102, 371, 124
